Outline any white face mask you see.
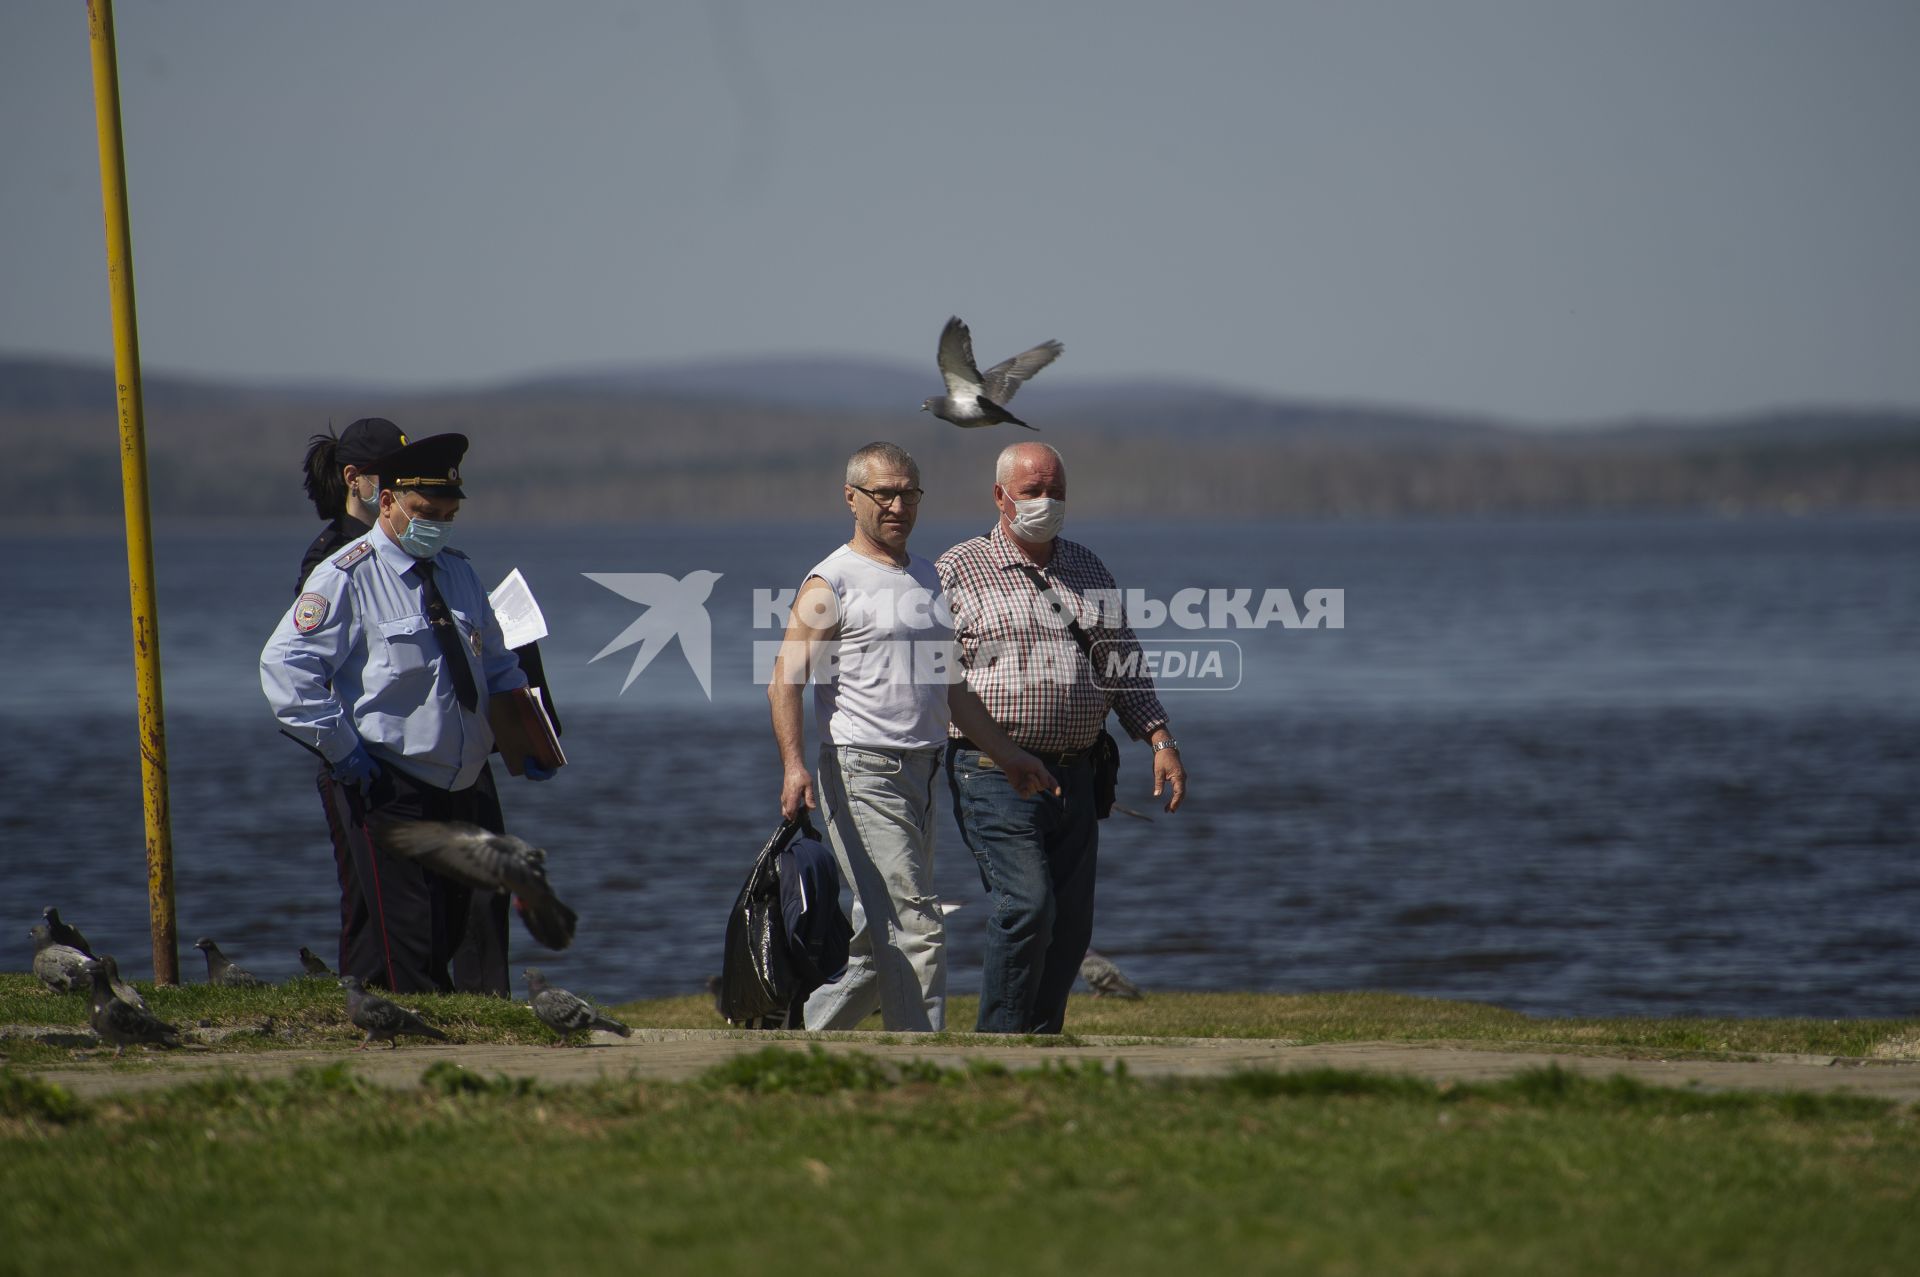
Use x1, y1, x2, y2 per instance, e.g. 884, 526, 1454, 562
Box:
1008, 496, 1066, 543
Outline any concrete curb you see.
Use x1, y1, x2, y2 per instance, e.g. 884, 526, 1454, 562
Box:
18, 1029, 1920, 1104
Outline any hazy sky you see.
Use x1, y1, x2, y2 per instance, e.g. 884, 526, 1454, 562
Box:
4, 1, 1916, 422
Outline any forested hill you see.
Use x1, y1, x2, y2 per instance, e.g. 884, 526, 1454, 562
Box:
4, 353, 1916, 524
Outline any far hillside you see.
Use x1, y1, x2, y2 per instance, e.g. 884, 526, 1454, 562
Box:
4, 353, 1916, 524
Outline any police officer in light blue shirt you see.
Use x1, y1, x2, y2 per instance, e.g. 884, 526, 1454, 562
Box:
262, 432, 551, 993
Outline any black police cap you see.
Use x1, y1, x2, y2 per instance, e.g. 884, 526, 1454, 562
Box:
334, 417, 407, 468
374, 432, 468, 500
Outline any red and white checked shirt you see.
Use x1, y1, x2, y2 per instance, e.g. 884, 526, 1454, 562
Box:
936, 522, 1169, 754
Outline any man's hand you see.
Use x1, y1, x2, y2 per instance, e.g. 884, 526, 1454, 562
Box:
1151, 745, 1187, 814
330, 743, 380, 786
780, 764, 816, 821
523, 758, 557, 782
1000, 751, 1061, 800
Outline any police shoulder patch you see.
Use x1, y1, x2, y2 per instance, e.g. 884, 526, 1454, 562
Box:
293, 592, 330, 633
331, 542, 373, 571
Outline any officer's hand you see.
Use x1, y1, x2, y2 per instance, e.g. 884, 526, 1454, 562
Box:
1000, 751, 1061, 800
1152, 746, 1187, 814
330, 744, 381, 786
523, 758, 557, 782
780, 765, 816, 822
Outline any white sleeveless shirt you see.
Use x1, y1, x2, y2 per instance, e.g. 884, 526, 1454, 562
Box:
806, 545, 954, 749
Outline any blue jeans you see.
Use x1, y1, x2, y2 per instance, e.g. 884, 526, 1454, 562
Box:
946, 743, 1099, 1034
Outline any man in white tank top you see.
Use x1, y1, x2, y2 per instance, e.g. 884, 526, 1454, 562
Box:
769, 442, 1058, 1031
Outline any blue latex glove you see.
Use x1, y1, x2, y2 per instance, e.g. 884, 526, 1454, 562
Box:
523, 757, 557, 782
330, 744, 381, 785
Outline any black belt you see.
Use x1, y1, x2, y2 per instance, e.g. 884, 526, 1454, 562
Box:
952, 736, 1090, 767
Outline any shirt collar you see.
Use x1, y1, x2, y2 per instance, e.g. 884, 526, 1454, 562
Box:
987, 519, 1070, 573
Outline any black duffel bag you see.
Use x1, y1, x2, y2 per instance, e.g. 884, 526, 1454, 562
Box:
719, 815, 851, 1028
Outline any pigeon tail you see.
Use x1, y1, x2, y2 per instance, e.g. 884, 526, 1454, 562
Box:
590, 1012, 633, 1038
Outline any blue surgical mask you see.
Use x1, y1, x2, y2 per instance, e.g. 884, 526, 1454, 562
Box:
395, 511, 451, 559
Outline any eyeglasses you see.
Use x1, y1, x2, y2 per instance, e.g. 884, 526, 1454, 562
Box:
850, 484, 924, 508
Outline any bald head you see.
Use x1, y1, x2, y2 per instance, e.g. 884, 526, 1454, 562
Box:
995, 441, 1064, 486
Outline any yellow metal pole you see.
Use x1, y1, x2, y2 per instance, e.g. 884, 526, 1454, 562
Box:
86, 0, 178, 985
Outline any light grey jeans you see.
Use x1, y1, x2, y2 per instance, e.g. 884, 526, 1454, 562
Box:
802, 744, 947, 1032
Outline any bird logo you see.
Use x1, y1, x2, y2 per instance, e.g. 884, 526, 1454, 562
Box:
584, 570, 724, 699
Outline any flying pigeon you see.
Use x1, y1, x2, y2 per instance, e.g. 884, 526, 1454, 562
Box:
298, 947, 336, 978
1079, 948, 1143, 1000
194, 938, 269, 988
84, 959, 183, 1056
95, 953, 150, 1012
338, 976, 449, 1050
921, 315, 1062, 430
376, 820, 578, 951
30, 924, 92, 993
42, 906, 96, 958
524, 968, 632, 1045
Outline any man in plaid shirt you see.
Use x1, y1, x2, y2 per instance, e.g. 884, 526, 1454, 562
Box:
938, 441, 1188, 1033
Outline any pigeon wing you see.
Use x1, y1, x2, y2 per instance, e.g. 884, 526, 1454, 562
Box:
102, 960, 150, 1011
981, 340, 1063, 405
100, 996, 181, 1048
47, 913, 95, 958
34, 945, 92, 993
221, 965, 269, 989
355, 991, 446, 1040
379, 820, 577, 950
937, 316, 985, 399
377, 820, 521, 892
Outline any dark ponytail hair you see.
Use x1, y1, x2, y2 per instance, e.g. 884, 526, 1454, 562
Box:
302, 429, 346, 520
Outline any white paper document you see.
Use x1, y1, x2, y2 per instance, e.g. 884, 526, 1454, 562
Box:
489, 568, 549, 649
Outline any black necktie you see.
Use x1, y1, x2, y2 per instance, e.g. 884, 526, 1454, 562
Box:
415, 560, 479, 712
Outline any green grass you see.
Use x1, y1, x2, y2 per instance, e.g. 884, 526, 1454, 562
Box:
6, 975, 1916, 1065
2, 1049, 1916, 1276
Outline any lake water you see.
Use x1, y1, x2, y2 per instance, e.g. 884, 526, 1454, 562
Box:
2, 514, 1916, 1018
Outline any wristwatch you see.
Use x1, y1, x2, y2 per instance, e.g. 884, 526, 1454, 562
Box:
1152, 739, 1180, 752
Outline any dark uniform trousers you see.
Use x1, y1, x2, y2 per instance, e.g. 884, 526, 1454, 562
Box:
318, 760, 511, 996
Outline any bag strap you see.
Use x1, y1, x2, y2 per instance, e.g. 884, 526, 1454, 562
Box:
1013, 562, 1097, 664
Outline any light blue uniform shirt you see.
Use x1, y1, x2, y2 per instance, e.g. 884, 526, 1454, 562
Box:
261, 528, 527, 791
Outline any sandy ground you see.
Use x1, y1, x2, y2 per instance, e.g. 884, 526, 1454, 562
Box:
21, 1030, 1920, 1103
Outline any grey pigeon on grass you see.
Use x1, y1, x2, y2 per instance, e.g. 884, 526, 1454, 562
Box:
525, 968, 631, 1045
921, 315, 1061, 430
338, 976, 449, 1050
30, 924, 92, 993
377, 820, 578, 950
84, 959, 183, 1056
43, 906, 96, 958
194, 938, 268, 987
1079, 949, 1143, 1000
298, 946, 336, 978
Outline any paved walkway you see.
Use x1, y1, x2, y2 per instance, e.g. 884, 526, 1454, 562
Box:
24, 1030, 1920, 1103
